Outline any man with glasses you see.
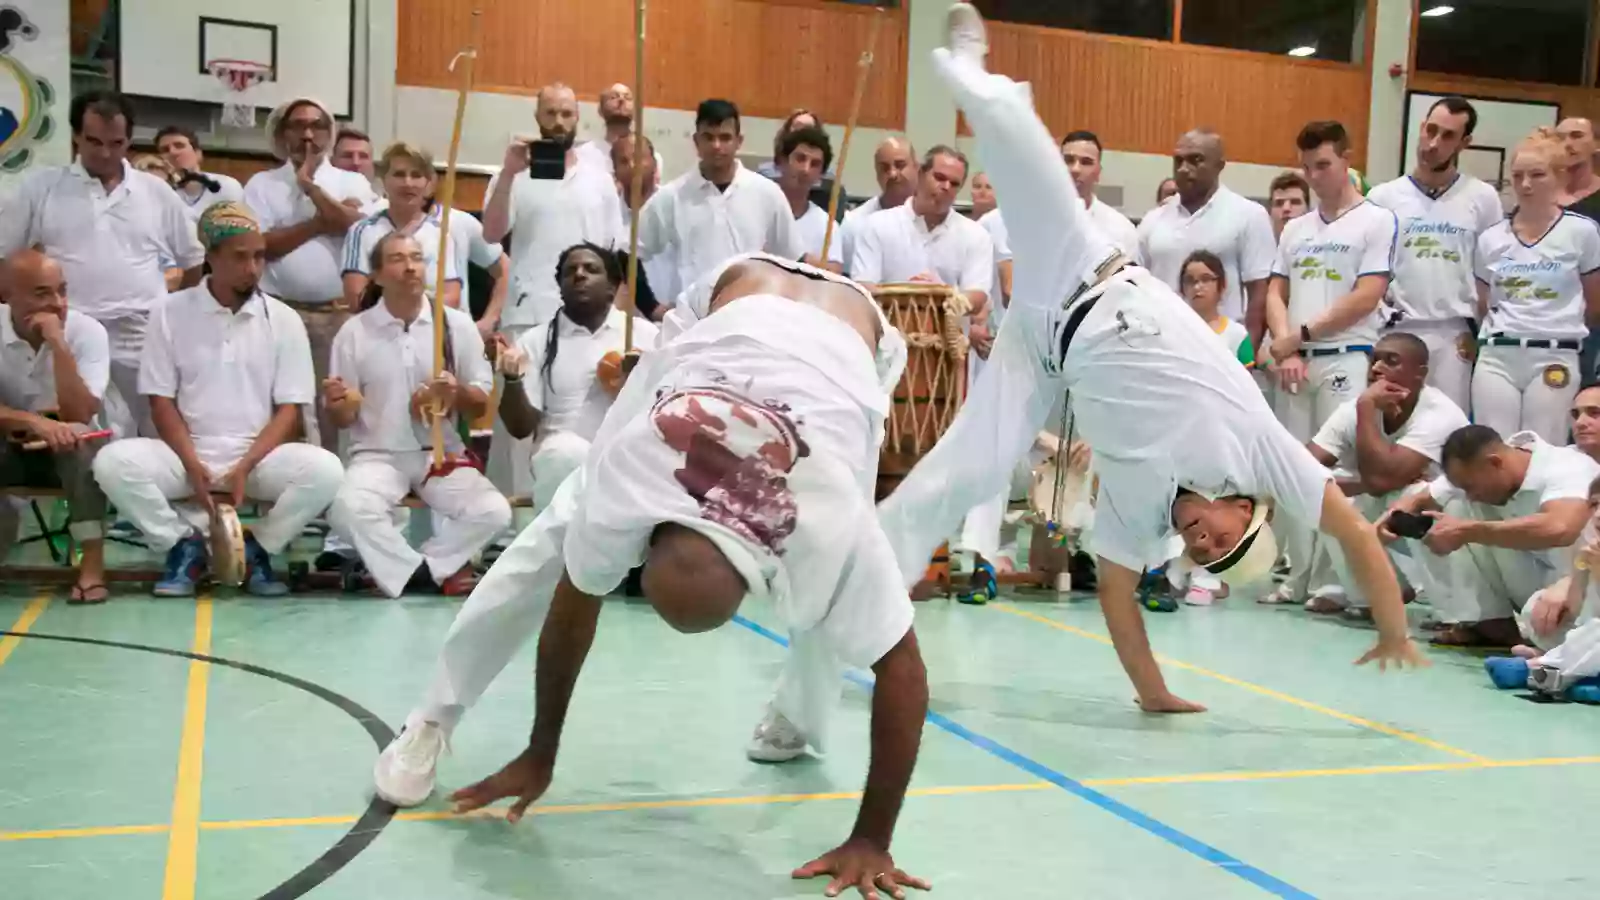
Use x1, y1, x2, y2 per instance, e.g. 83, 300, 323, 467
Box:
242, 97, 379, 451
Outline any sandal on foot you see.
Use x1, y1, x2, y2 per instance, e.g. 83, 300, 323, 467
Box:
68, 583, 110, 605
958, 560, 997, 606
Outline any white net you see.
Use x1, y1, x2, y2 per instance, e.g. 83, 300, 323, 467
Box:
209, 60, 271, 129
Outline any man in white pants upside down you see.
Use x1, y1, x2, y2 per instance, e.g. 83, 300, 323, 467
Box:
373, 249, 933, 898
878, 5, 1427, 713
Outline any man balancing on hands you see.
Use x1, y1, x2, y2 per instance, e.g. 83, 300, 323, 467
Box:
877, 5, 1428, 713
375, 248, 930, 899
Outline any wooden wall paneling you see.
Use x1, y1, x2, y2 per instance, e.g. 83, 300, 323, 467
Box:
971, 23, 1371, 168
70, 0, 112, 57
396, 0, 907, 129
1409, 72, 1600, 127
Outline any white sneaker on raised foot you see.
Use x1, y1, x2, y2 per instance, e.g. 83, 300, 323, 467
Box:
946, 3, 988, 65
746, 709, 808, 763
373, 721, 447, 807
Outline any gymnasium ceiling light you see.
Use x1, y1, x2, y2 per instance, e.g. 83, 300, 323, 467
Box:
1420, 5, 1454, 16
1288, 45, 1317, 57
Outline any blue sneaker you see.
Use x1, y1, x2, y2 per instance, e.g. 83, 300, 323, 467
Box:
154, 535, 207, 597
243, 533, 290, 597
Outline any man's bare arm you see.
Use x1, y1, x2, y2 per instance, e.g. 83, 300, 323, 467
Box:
1352, 403, 1431, 495
1463, 499, 1589, 551
527, 575, 602, 763
1244, 278, 1268, 350
1098, 558, 1203, 712
263, 218, 325, 261
1306, 442, 1367, 496
1305, 274, 1389, 338
498, 375, 541, 440
1319, 482, 1407, 643
850, 629, 927, 849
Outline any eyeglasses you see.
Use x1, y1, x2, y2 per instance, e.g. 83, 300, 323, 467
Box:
1181, 273, 1220, 288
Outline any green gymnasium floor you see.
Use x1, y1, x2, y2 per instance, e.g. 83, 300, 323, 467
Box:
3, 563, 1599, 899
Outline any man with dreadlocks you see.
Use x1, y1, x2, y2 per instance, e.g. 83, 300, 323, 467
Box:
92, 202, 344, 596
491, 242, 658, 511
323, 232, 507, 598
375, 247, 934, 900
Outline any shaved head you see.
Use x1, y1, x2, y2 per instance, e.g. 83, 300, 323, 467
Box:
873, 136, 918, 206
641, 524, 747, 633
2, 247, 59, 289
3, 248, 68, 334
1174, 129, 1226, 207
1179, 129, 1225, 160
599, 83, 634, 127
535, 82, 579, 145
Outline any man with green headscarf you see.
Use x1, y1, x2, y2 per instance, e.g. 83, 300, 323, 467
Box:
92, 202, 345, 597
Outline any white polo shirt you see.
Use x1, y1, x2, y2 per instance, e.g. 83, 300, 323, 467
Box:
243, 160, 379, 304
1476, 212, 1600, 342
139, 281, 316, 468
0, 161, 204, 321
488, 154, 621, 329
1087, 196, 1139, 260
515, 306, 658, 445
340, 208, 462, 299
1429, 431, 1599, 570
639, 162, 803, 298
838, 194, 887, 274
0, 310, 111, 413
793, 202, 846, 266
444, 208, 504, 312
1273, 200, 1400, 346
618, 200, 680, 309
1312, 385, 1469, 481
329, 301, 491, 455
1368, 174, 1503, 324
850, 203, 994, 296
977, 208, 1012, 327
177, 172, 246, 222
1137, 185, 1277, 322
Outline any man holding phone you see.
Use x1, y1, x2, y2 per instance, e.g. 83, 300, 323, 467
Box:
481, 82, 622, 498
1379, 424, 1599, 647
1305, 333, 1468, 617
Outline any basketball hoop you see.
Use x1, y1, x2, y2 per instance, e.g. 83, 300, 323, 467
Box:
207, 59, 273, 129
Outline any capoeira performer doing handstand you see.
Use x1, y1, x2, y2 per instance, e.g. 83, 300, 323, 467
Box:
878, 5, 1427, 713
374, 249, 933, 898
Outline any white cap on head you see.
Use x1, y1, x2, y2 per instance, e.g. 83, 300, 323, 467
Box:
264, 96, 335, 159
1201, 500, 1278, 587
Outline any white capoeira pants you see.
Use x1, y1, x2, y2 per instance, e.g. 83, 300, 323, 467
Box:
1385, 319, 1474, 419
1426, 499, 1573, 647
91, 439, 344, 554
329, 451, 511, 598
530, 431, 590, 512
97, 313, 152, 439
1473, 344, 1579, 445
1273, 351, 1369, 443
1317, 488, 1453, 608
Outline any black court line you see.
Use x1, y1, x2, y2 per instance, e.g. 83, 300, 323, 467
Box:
0, 629, 398, 900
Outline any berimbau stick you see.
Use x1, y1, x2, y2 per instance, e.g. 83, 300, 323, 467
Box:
623, 0, 648, 354
820, 6, 886, 264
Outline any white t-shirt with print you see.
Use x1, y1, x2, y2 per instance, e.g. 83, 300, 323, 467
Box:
1368, 174, 1503, 324
1273, 200, 1400, 346
1312, 385, 1469, 480
1475, 212, 1600, 342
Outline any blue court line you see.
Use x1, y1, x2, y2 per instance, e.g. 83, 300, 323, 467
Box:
731, 614, 1317, 900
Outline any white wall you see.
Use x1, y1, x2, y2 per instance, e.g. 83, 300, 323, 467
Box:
0, 0, 71, 189
393, 85, 895, 196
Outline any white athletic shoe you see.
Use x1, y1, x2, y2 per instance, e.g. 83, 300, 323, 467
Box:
946, 3, 988, 65
746, 709, 808, 763
373, 721, 447, 807
1183, 585, 1216, 607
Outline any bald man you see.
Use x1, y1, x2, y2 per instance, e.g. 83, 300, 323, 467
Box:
1137, 128, 1277, 349
0, 250, 112, 602
576, 82, 663, 179
482, 82, 623, 497
374, 250, 930, 899
838, 136, 918, 273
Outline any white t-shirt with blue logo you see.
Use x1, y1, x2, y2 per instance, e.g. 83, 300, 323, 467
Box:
1272, 200, 1400, 346
1475, 212, 1600, 342
1368, 174, 1503, 323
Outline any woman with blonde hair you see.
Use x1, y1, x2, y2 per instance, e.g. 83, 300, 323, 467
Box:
1473, 127, 1600, 443
340, 141, 463, 310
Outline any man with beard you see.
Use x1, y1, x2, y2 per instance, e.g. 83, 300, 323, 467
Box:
576, 83, 662, 179
837, 136, 918, 274
242, 97, 379, 452
481, 82, 621, 497
92, 203, 344, 597
1368, 97, 1502, 416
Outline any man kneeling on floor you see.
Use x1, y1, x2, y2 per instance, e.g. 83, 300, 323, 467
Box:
0, 250, 112, 603
93, 203, 344, 596
374, 251, 931, 898
325, 233, 508, 597
1304, 333, 1469, 618
1380, 424, 1600, 647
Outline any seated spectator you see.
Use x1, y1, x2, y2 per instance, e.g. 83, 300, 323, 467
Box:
0, 249, 112, 603
1305, 333, 1468, 616
92, 203, 344, 597
326, 233, 508, 598
1511, 474, 1600, 659
493, 244, 656, 511
1570, 383, 1600, 462
1379, 424, 1599, 646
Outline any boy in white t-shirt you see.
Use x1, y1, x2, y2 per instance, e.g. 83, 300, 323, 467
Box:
1266, 121, 1399, 442
1379, 424, 1598, 647
1305, 333, 1469, 614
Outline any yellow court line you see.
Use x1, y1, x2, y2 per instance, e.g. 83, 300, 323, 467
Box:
161, 598, 214, 900
0, 593, 52, 669
991, 602, 1492, 763
11, 756, 1600, 844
